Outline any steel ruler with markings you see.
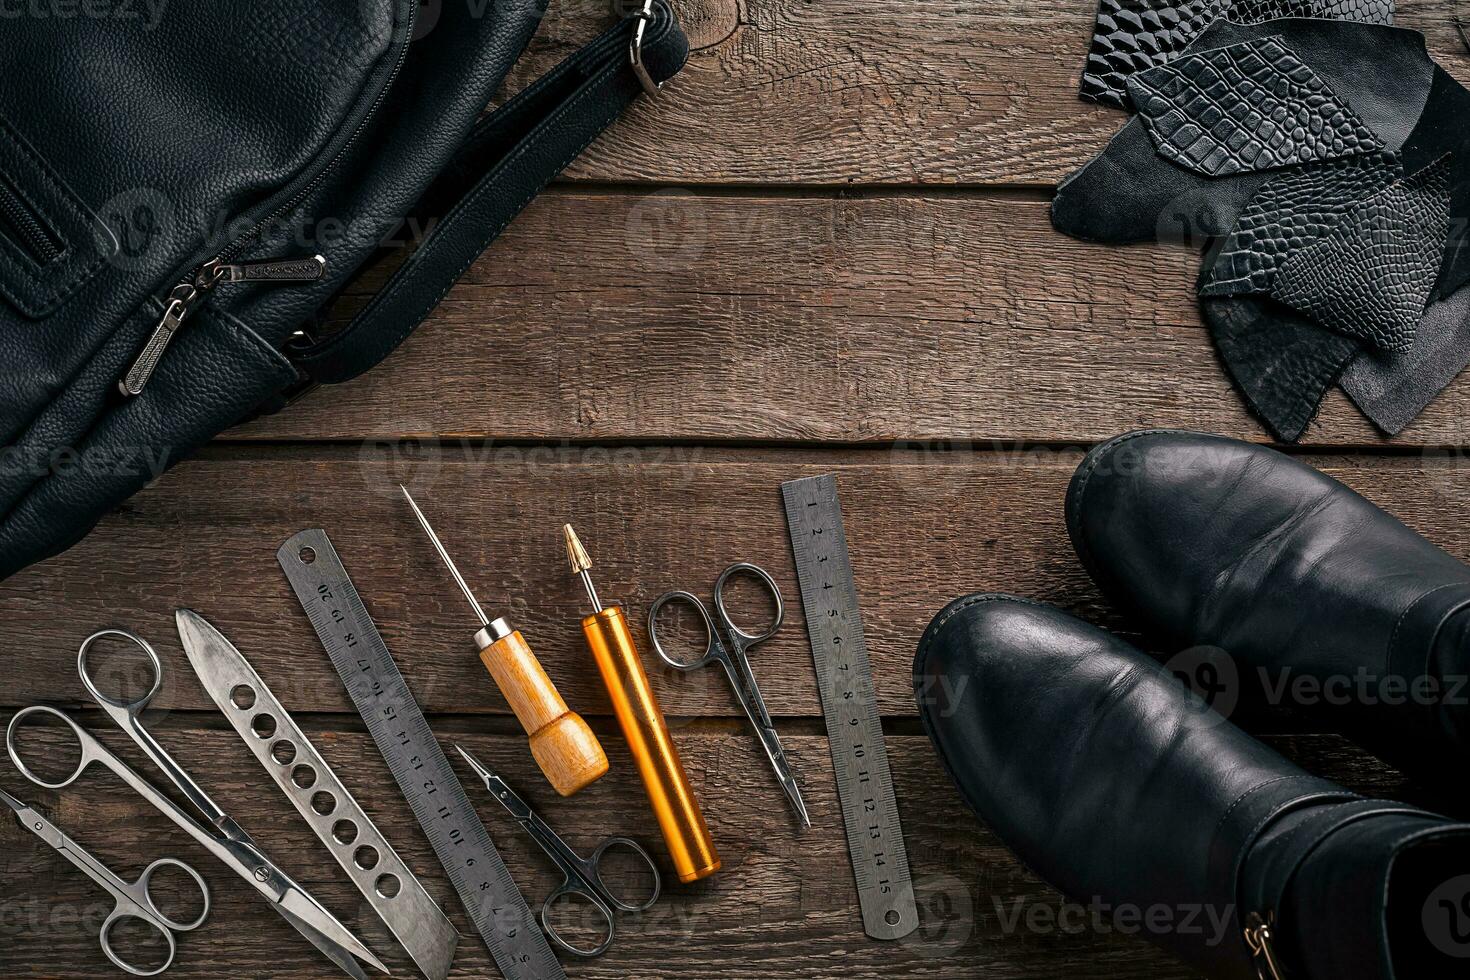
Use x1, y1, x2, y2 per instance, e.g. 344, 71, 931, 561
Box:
279, 528, 565, 980
781, 474, 918, 940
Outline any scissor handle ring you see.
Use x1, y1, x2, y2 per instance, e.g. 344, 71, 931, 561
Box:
587, 837, 662, 913
713, 562, 784, 644
137, 857, 211, 932
6, 705, 97, 790
78, 629, 163, 712
100, 904, 177, 977
540, 882, 616, 958
646, 591, 719, 670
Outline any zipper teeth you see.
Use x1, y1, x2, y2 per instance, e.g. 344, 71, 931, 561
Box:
0, 178, 62, 265
214, 1, 417, 266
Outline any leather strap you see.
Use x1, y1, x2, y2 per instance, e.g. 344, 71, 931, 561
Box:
295, 2, 687, 385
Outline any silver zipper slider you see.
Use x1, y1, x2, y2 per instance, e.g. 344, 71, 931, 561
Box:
119, 254, 327, 397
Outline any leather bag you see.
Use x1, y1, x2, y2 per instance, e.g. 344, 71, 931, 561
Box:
0, 0, 687, 579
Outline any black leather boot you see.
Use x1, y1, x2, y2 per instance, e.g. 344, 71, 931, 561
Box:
914, 595, 1470, 979
1066, 429, 1470, 772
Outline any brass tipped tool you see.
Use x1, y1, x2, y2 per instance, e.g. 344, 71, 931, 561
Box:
402, 488, 608, 796
562, 524, 720, 883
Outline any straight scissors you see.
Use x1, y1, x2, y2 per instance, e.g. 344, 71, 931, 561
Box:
1, 785, 209, 976
455, 746, 660, 958
5, 628, 389, 980
648, 562, 809, 826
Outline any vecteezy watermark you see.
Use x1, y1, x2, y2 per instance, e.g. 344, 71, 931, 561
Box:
0, 0, 167, 29
994, 895, 1236, 947
1424, 874, 1470, 958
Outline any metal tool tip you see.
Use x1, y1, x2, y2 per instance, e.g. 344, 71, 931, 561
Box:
562, 524, 592, 574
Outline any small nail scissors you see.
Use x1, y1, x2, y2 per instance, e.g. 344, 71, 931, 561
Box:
456, 746, 661, 958
648, 562, 809, 826
1, 785, 210, 976
5, 628, 388, 980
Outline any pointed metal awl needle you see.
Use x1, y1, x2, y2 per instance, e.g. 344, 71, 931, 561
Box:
401, 485, 490, 626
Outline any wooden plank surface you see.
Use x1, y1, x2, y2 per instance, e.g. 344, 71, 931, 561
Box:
514, 0, 1470, 186
231, 190, 1470, 447
5, 448, 1470, 714
0, 718, 1423, 979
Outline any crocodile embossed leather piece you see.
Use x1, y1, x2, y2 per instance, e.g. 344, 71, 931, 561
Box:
1342, 283, 1470, 434
1202, 294, 1358, 440
1272, 157, 1451, 352
1200, 153, 1402, 296
1127, 36, 1383, 176
1053, 20, 1433, 244
1080, 0, 1395, 110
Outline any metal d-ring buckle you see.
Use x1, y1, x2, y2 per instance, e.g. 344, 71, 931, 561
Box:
628, 0, 661, 97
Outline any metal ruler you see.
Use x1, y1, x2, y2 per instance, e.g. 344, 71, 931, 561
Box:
278, 529, 565, 980
781, 475, 918, 941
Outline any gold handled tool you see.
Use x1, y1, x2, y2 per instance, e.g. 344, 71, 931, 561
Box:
563, 524, 721, 883
402, 487, 608, 796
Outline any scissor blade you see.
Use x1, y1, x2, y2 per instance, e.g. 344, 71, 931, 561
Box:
752, 721, 811, 828
275, 902, 372, 980
0, 786, 27, 814
454, 745, 534, 822
279, 886, 391, 975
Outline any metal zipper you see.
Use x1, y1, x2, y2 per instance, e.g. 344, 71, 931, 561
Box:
1244, 912, 1286, 980
119, 0, 417, 397
118, 255, 326, 396
0, 178, 62, 265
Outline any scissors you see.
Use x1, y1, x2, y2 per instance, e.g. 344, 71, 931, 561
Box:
5, 628, 389, 980
455, 745, 660, 958
648, 562, 809, 826
1, 785, 209, 976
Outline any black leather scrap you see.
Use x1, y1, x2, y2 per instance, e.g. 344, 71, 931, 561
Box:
1200, 153, 1402, 296
1054, 20, 1433, 244
1342, 283, 1470, 434
1127, 35, 1383, 177
1079, 0, 1395, 110
1398, 67, 1470, 300
1203, 294, 1358, 440
1271, 156, 1451, 353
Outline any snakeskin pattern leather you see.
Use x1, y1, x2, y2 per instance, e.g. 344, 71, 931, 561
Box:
1080, 0, 1395, 110
1200, 153, 1403, 296
1128, 36, 1384, 176
1273, 156, 1452, 352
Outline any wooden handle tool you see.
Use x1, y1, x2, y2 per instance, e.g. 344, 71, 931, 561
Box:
402, 486, 608, 796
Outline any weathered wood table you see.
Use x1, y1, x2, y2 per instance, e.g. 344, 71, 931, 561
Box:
4, 2, 1469, 977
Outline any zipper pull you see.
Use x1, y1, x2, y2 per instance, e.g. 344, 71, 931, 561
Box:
119, 254, 327, 397
1244, 912, 1286, 980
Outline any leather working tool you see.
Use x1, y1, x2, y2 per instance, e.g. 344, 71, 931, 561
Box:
176, 609, 459, 980
279, 528, 567, 980
782, 475, 918, 940
456, 746, 662, 958
1, 786, 210, 977
648, 563, 810, 826
562, 524, 721, 884
400, 486, 608, 796
5, 629, 388, 980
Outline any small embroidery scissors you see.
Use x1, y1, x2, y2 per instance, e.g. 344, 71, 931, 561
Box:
456, 746, 661, 958
5, 628, 388, 980
1, 785, 209, 976
648, 562, 809, 826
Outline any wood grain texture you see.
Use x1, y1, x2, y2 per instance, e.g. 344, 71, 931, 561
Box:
504, 0, 1470, 185
230, 191, 1470, 447
5, 447, 1470, 716
0, 718, 1429, 979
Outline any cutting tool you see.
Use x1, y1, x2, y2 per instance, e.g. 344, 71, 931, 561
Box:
455, 746, 660, 958
1, 785, 209, 976
647, 562, 809, 826
4, 628, 390, 980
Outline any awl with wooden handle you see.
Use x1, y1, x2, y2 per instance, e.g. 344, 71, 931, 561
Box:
401, 486, 608, 796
